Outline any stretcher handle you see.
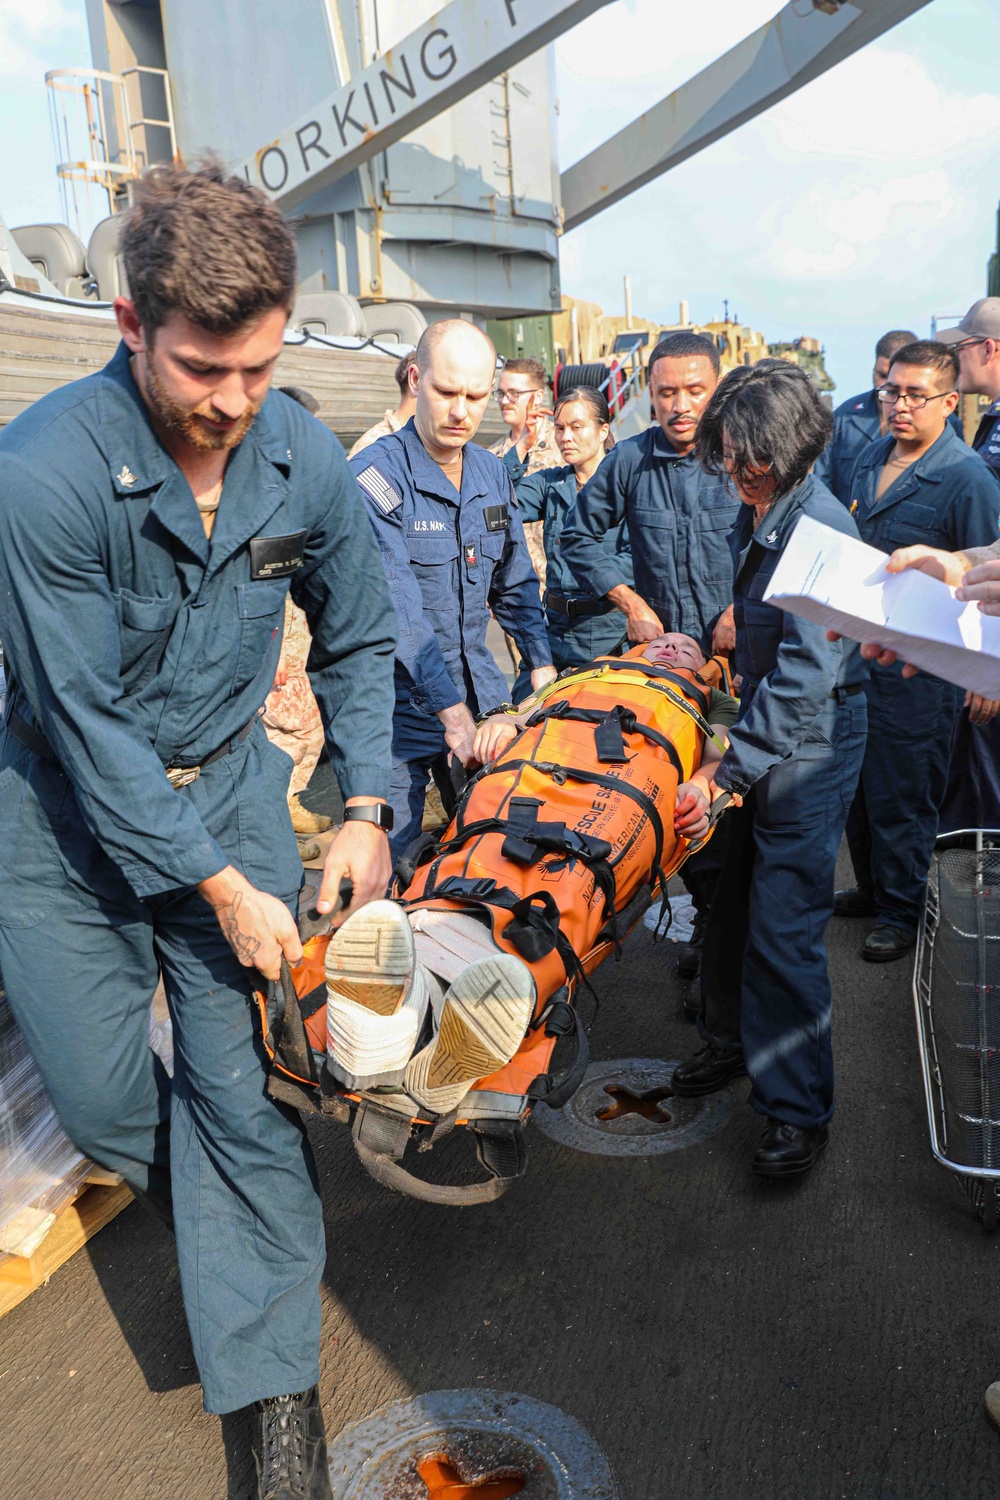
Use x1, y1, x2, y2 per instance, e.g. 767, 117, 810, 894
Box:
351, 1138, 516, 1206
299, 876, 354, 941
271, 958, 317, 1088
684, 790, 736, 856
350, 1104, 527, 1206
266, 878, 354, 1086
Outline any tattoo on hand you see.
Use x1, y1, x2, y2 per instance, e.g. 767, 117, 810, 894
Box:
216, 891, 261, 967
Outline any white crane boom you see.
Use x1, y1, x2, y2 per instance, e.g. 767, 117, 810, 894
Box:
560, 0, 935, 233
236, 0, 615, 214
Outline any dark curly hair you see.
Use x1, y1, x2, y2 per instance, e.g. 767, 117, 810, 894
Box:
696, 358, 833, 501
121, 157, 297, 336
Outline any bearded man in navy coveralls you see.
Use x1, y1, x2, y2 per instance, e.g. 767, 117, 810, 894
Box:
349, 320, 557, 866
0, 165, 397, 1500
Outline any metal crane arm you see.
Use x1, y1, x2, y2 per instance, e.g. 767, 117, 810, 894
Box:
560, 0, 935, 233
236, 0, 615, 214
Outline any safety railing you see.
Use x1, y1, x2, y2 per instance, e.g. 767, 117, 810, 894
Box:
45, 66, 176, 237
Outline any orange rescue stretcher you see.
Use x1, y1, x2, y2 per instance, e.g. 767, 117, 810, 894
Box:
257, 646, 734, 1205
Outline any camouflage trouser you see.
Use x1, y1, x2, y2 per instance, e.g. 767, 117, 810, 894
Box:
263, 675, 325, 800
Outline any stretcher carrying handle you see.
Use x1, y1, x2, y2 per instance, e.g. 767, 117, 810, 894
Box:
350, 1100, 528, 1207
684, 790, 735, 856
266, 877, 355, 1086
298, 876, 354, 941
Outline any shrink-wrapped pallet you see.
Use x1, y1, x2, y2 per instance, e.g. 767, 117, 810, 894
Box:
0, 974, 89, 1258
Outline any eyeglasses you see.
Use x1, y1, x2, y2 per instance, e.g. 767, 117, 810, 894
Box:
496, 387, 534, 405
877, 386, 955, 411
950, 336, 988, 353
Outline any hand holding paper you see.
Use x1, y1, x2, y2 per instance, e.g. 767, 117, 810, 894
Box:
762, 516, 1000, 699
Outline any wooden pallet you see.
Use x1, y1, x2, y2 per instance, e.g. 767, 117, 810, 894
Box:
0, 1177, 133, 1320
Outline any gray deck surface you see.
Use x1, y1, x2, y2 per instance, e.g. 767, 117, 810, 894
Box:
1, 846, 999, 1500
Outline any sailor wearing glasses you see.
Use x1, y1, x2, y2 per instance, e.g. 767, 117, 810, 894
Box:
836, 340, 1000, 963
814, 328, 964, 506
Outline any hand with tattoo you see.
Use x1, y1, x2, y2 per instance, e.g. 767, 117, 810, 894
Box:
199, 867, 303, 981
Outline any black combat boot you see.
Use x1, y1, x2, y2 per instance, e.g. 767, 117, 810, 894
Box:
670, 1042, 746, 1096
862, 924, 916, 963
833, 886, 876, 917
752, 1119, 828, 1178
253, 1387, 333, 1500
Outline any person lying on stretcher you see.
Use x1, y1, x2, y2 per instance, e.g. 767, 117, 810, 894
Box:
473, 632, 737, 842
321, 632, 739, 1118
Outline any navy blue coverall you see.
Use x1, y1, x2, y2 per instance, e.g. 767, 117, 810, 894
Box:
560, 425, 739, 653
971, 398, 1000, 474
698, 476, 868, 1129
815, 387, 963, 506
350, 420, 550, 861
846, 426, 1000, 932
0, 345, 396, 1414
509, 461, 634, 682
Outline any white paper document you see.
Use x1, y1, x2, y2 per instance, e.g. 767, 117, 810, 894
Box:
762, 515, 1000, 699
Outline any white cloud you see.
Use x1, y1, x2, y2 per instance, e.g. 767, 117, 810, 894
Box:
557, 0, 781, 162
761, 45, 1000, 163
555, 1, 1000, 393
760, 168, 962, 280
0, 0, 83, 81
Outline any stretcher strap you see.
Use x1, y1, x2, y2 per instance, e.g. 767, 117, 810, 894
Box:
592, 658, 709, 705
524, 700, 685, 776
526, 997, 590, 1109
500, 796, 613, 868
594, 707, 629, 764
416, 876, 595, 999
553, 661, 726, 750
477, 759, 667, 878
427, 804, 614, 872
644, 681, 727, 753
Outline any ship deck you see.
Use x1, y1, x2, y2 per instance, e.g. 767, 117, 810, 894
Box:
1, 842, 998, 1499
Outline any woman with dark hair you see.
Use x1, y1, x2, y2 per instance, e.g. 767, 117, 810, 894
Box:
671, 359, 868, 1180
508, 385, 631, 696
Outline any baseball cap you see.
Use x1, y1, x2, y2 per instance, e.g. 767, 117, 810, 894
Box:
937, 298, 1000, 345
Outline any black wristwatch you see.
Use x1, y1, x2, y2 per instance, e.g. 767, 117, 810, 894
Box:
343, 803, 394, 832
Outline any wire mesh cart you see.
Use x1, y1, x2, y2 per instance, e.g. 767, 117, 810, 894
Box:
914, 830, 1000, 1230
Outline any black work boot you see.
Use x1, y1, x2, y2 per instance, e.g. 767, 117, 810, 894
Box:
671, 1042, 746, 1097
834, 886, 876, 917
862, 924, 916, 963
752, 1119, 828, 1179
253, 1387, 333, 1500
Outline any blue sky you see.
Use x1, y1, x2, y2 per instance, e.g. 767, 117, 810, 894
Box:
2, 0, 998, 399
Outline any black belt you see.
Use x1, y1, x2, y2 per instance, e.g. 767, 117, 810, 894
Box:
544, 591, 614, 619
4, 709, 258, 788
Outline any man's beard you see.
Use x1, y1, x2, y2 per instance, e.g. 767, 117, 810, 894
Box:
144, 351, 259, 452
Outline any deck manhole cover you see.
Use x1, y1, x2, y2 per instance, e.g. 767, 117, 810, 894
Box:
327, 1389, 617, 1498
531, 1057, 732, 1156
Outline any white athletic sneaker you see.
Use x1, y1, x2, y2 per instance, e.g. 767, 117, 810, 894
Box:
324, 900, 429, 1089
403, 954, 536, 1117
